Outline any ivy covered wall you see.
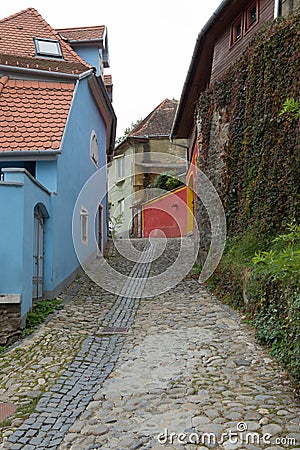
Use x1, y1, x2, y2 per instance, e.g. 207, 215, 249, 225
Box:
195, 12, 300, 391
197, 12, 299, 239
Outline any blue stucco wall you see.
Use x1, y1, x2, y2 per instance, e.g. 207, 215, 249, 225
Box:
0, 170, 50, 317
0, 75, 109, 322
0, 184, 24, 296
43, 75, 108, 295
36, 160, 57, 192
72, 46, 102, 76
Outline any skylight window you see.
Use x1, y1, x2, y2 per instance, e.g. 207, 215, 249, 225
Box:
34, 38, 63, 58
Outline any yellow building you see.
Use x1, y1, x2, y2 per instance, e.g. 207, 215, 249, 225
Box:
108, 99, 187, 237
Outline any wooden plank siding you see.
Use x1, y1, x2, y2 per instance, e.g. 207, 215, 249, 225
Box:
211, 0, 275, 84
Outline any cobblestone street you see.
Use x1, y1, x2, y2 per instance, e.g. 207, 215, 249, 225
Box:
0, 238, 299, 450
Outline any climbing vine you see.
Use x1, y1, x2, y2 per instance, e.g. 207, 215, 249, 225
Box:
197, 12, 300, 392
197, 12, 300, 237
196, 90, 214, 169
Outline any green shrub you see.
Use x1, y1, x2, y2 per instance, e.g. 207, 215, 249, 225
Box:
208, 224, 300, 392
253, 223, 300, 283
23, 299, 63, 336
251, 224, 300, 389
207, 227, 266, 309
152, 172, 184, 191
199, 12, 300, 393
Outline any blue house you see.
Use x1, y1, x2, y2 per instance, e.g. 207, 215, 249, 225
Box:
0, 8, 116, 344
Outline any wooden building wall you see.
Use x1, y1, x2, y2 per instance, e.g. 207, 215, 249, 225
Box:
211, 0, 275, 84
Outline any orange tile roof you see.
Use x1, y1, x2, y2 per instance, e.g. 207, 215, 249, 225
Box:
0, 76, 75, 151
0, 8, 91, 74
57, 26, 105, 42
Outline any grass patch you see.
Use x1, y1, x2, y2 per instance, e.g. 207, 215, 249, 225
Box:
207, 225, 300, 394
207, 227, 266, 309
16, 396, 41, 417
0, 396, 41, 432
22, 299, 63, 337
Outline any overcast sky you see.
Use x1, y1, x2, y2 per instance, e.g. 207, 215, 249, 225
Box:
2, 0, 222, 138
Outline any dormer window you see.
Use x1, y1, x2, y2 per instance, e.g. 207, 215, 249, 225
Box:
34, 37, 63, 58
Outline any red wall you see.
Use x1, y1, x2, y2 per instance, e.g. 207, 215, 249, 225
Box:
142, 186, 188, 238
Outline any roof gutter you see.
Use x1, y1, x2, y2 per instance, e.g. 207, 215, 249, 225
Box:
79, 68, 95, 79
67, 39, 103, 46
0, 150, 61, 158
171, 0, 231, 138
130, 134, 172, 140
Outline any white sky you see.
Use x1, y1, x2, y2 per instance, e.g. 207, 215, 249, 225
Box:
2, 0, 222, 138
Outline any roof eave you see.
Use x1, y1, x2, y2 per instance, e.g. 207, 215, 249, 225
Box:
68, 39, 104, 47
0, 149, 61, 159
0, 63, 80, 80
129, 134, 171, 140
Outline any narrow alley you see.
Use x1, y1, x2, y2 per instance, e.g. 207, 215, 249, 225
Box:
0, 238, 299, 450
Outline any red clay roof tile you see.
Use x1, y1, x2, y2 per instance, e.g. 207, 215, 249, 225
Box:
0, 8, 91, 74
56, 26, 105, 42
0, 76, 75, 151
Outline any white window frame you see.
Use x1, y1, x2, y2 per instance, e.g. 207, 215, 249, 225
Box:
34, 37, 63, 58
80, 207, 88, 245
116, 156, 125, 180
90, 130, 99, 166
118, 198, 125, 218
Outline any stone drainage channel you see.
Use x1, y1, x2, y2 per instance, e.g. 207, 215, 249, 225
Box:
2, 244, 154, 450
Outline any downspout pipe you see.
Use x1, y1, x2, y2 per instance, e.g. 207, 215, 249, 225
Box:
274, 0, 280, 18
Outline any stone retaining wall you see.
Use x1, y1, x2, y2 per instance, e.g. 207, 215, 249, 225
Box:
0, 304, 21, 346
195, 107, 229, 265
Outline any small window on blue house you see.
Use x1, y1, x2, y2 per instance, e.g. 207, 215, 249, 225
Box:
90, 131, 99, 166
80, 207, 88, 245
34, 37, 63, 58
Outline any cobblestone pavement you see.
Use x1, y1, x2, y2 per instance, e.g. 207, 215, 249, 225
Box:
0, 238, 299, 450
